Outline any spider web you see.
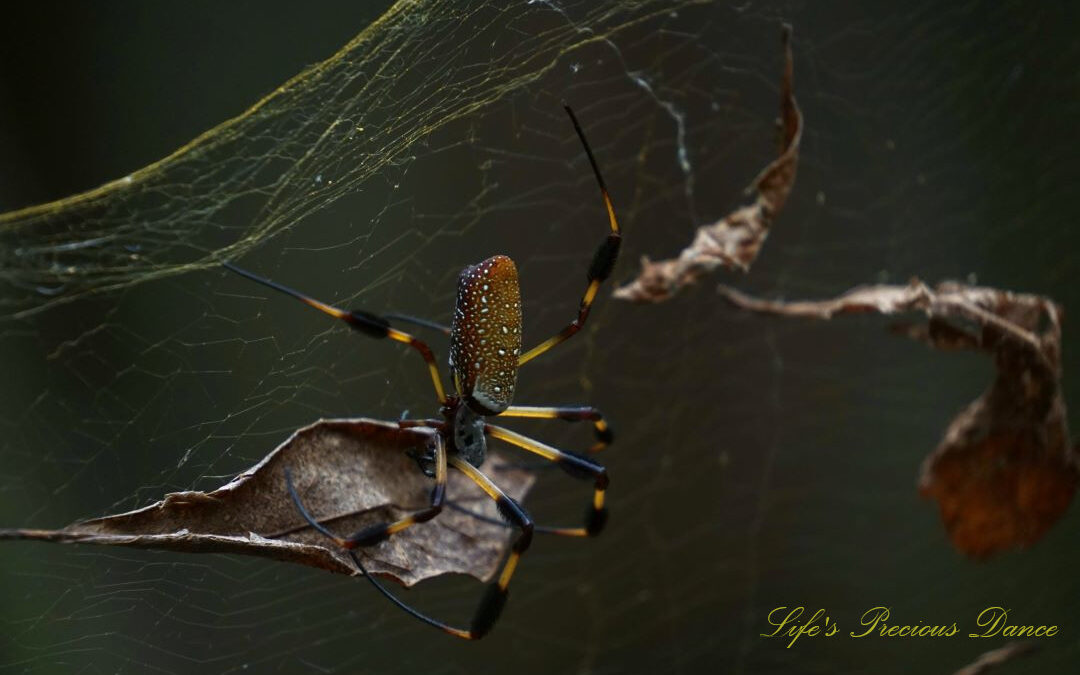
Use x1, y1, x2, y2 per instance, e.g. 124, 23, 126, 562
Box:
1, 1, 1078, 673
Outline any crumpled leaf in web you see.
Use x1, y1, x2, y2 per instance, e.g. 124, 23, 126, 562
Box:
720, 279, 1078, 558
613, 23, 802, 303
0, 418, 534, 587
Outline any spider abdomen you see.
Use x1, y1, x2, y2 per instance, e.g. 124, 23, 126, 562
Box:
450, 255, 522, 415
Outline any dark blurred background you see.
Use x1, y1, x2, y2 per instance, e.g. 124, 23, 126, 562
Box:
1, 2, 1078, 674
0, 1, 391, 210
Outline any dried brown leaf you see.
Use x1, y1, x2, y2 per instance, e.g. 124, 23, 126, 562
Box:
1, 418, 534, 586
613, 24, 802, 303
720, 279, 1078, 558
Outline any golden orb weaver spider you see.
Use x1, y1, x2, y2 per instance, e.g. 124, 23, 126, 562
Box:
223, 106, 620, 640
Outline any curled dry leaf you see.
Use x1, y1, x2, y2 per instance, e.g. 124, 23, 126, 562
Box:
613, 23, 802, 303
953, 641, 1038, 675
720, 279, 1078, 558
0, 418, 534, 586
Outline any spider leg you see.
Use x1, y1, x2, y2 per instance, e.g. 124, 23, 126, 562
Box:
497, 405, 614, 452
383, 313, 451, 336
446, 455, 534, 639
518, 105, 621, 366
223, 262, 447, 403
444, 499, 587, 535
485, 424, 608, 537
284, 432, 447, 549
339, 455, 533, 640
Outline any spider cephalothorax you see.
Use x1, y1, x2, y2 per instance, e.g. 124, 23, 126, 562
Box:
224, 105, 620, 640
447, 397, 488, 467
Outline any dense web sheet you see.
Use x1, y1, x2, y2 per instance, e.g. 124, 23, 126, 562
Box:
1, 1, 1079, 673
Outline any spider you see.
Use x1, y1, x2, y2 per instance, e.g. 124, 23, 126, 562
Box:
223, 106, 620, 640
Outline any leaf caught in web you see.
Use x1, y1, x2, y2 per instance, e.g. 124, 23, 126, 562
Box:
613, 23, 803, 303
0, 419, 534, 587
720, 279, 1078, 558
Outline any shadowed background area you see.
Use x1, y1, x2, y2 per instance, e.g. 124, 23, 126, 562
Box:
1, 1, 1077, 673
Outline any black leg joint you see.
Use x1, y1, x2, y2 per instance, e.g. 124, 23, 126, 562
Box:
555, 451, 605, 482
471, 583, 508, 639
595, 425, 615, 444
493, 495, 534, 552
587, 233, 622, 282
514, 522, 534, 553
556, 406, 598, 422
344, 309, 390, 338
430, 482, 447, 506
595, 468, 609, 491
495, 495, 527, 527
345, 522, 392, 548
413, 505, 442, 524
585, 506, 608, 536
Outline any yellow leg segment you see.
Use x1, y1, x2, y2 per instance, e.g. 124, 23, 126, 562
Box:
497, 405, 614, 452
